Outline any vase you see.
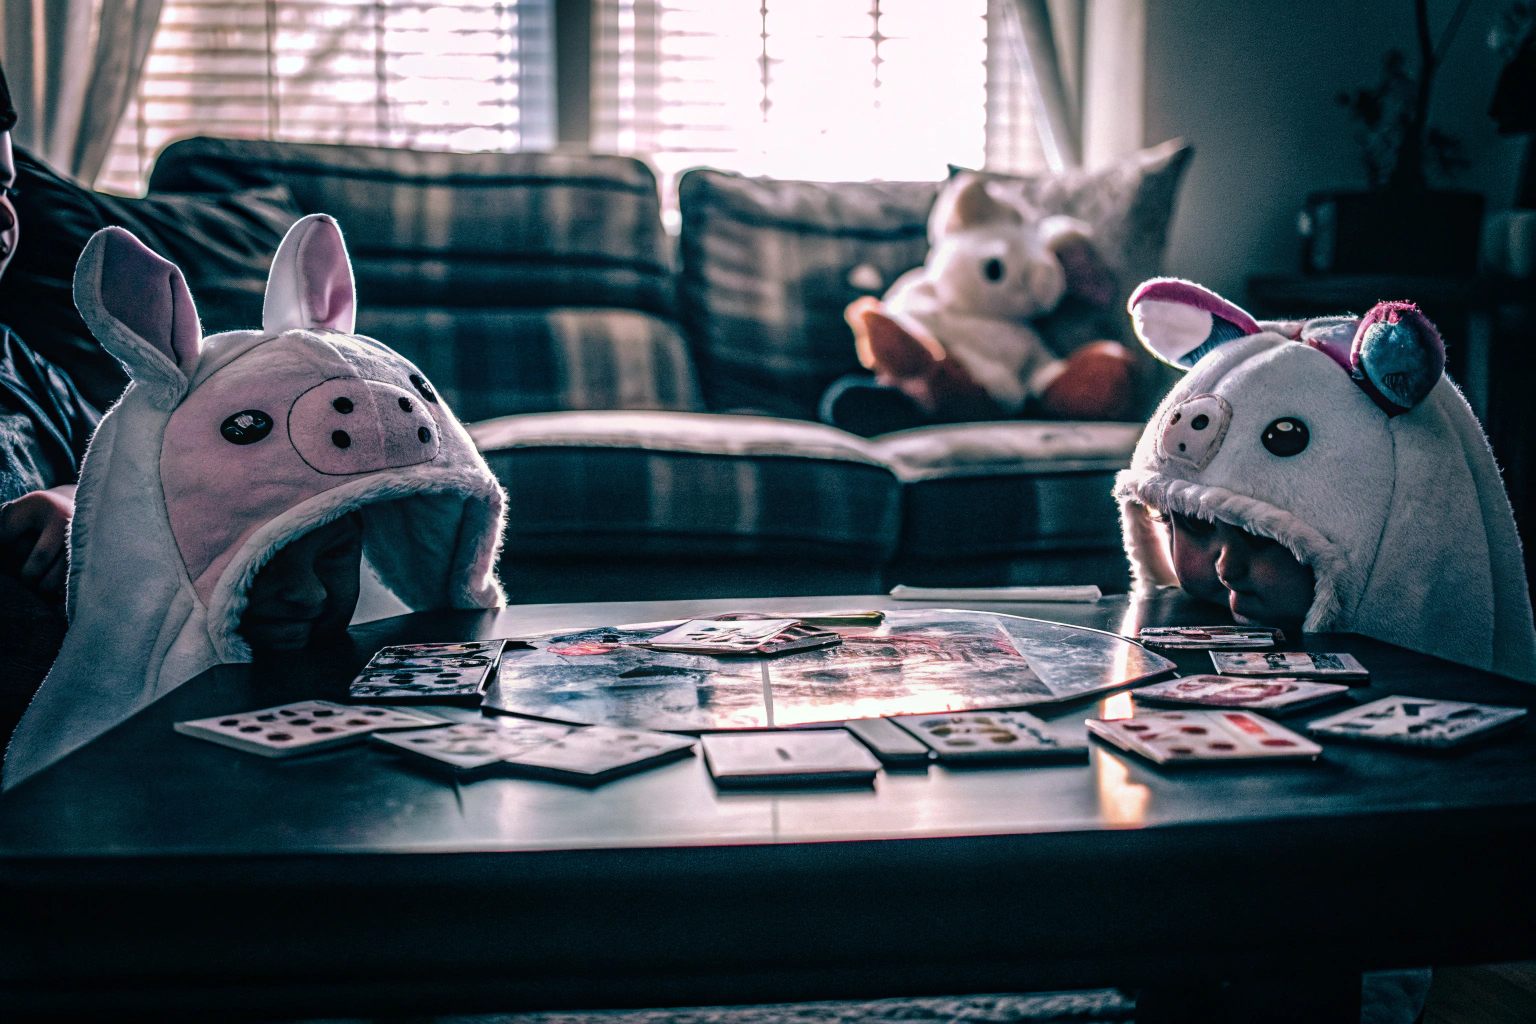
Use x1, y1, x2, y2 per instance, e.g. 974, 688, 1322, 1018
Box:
1299, 190, 1485, 275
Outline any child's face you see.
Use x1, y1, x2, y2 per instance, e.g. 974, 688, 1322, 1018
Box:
239, 515, 363, 651
1165, 512, 1315, 628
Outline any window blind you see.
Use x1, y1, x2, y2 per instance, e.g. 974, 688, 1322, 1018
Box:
98, 0, 555, 196
592, 0, 1048, 225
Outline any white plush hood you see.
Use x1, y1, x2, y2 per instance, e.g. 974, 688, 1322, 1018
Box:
1115, 278, 1536, 683
4, 215, 506, 790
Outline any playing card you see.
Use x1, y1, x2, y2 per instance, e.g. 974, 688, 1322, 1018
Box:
350, 639, 508, 703
1306, 696, 1529, 750
1209, 650, 1369, 681
1131, 674, 1350, 714
843, 717, 935, 767
888, 710, 1087, 763
1086, 709, 1322, 764
1137, 626, 1283, 649
503, 726, 697, 785
628, 619, 841, 655
700, 730, 882, 787
175, 701, 446, 758
372, 718, 574, 775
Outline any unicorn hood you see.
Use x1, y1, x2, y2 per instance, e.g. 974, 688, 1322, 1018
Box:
4, 215, 506, 789
1115, 278, 1536, 683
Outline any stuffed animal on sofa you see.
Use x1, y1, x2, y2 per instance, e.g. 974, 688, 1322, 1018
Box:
843, 174, 1136, 424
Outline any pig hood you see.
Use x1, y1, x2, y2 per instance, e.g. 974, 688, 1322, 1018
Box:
1115, 278, 1536, 684
4, 216, 506, 789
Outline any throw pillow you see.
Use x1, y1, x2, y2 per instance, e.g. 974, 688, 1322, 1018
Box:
0, 148, 303, 408
676, 140, 1192, 422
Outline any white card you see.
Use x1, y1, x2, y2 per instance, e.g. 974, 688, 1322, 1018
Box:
1086, 709, 1322, 764
372, 718, 574, 772
174, 701, 446, 758
1209, 651, 1368, 679
888, 710, 1087, 762
504, 725, 696, 783
700, 730, 882, 787
1131, 674, 1350, 713
1306, 696, 1528, 749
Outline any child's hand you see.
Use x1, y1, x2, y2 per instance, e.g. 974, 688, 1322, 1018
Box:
0, 485, 76, 597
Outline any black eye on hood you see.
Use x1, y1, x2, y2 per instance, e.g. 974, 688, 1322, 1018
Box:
983, 258, 1005, 282
1262, 417, 1309, 456
221, 410, 273, 445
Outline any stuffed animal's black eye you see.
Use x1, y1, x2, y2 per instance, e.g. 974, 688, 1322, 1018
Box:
220, 410, 272, 445
410, 373, 438, 403
1262, 417, 1309, 456
983, 258, 1005, 282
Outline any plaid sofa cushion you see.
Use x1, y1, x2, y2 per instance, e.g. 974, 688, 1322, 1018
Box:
870, 421, 1142, 564
149, 138, 673, 316
677, 171, 938, 420
470, 411, 903, 564
357, 308, 703, 423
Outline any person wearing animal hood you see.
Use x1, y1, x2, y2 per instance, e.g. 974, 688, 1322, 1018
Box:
3, 214, 506, 790
1116, 277, 1536, 684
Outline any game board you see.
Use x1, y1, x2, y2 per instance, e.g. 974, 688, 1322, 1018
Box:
482, 609, 1172, 731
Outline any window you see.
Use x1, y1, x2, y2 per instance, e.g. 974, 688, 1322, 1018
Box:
592, 0, 1048, 223
98, 0, 555, 196
99, 1, 1047, 201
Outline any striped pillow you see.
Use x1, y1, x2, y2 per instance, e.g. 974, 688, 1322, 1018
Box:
357, 308, 703, 422
150, 138, 674, 316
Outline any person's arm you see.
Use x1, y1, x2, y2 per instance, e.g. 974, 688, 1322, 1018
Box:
0, 484, 75, 596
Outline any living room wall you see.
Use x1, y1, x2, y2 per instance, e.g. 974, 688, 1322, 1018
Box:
1143, 0, 1526, 301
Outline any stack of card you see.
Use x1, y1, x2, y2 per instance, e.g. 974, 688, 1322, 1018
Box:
887, 711, 1087, 764
371, 719, 574, 777
1306, 696, 1528, 750
1210, 651, 1369, 682
1137, 626, 1283, 650
626, 618, 841, 656
175, 701, 446, 757
1086, 709, 1322, 765
1131, 675, 1350, 715
350, 640, 508, 703
700, 730, 882, 787
843, 718, 936, 767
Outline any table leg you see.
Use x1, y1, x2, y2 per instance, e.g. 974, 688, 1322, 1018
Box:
1136, 968, 1362, 1024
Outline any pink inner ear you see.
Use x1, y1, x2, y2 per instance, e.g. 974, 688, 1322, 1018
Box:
98, 229, 201, 368
297, 221, 355, 330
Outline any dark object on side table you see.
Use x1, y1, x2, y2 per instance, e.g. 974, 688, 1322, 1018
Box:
1300, 189, 1484, 275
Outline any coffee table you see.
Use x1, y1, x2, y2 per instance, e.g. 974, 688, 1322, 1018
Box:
2, 590, 1533, 1022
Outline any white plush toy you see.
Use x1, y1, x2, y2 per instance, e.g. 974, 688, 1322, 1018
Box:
846, 174, 1135, 421
1118, 277, 1536, 682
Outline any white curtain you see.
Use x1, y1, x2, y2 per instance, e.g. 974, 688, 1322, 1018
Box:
1012, 0, 1144, 170
0, 0, 165, 184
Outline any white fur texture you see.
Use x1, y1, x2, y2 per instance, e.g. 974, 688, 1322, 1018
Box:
1116, 331, 1536, 683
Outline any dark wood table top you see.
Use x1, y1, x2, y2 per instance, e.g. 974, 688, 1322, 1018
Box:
3, 590, 1533, 1018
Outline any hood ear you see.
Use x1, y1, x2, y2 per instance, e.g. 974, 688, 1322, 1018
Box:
263, 214, 357, 335
73, 227, 203, 409
1350, 301, 1444, 414
1127, 278, 1260, 369
944, 176, 1023, 234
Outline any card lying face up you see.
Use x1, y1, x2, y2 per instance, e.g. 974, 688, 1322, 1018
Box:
701, 730, 882, 787
350, 639, 509, 703
1306, 696, 1528, 750
1209, 651, 1368, 681
371, 718, 574, 776
1086, 709, 1322, 764
175, 701, 446, 757
502, 726, 697, 786
626, 618, 841, 655
1131, 675, 1350, 714
1137, 626, 1283, 649
888, 710, 1087, 763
